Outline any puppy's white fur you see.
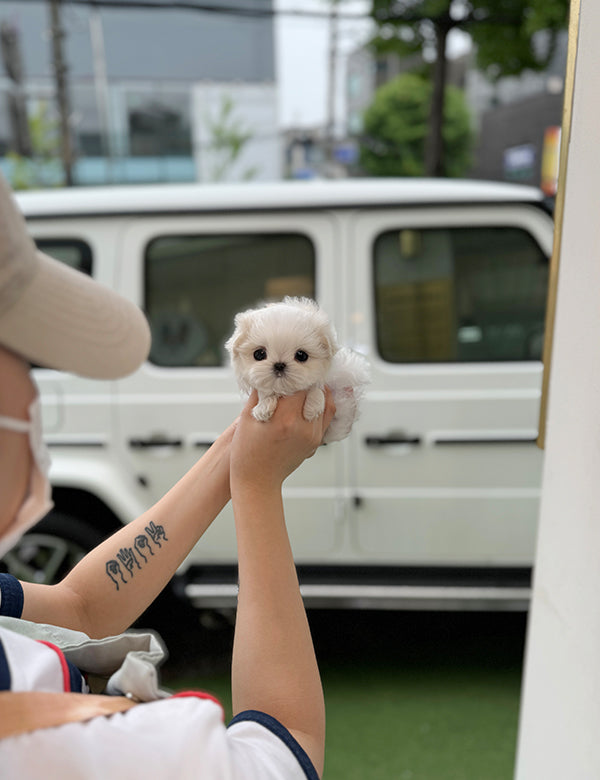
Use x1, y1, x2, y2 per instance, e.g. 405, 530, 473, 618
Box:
225, 297, 369, 443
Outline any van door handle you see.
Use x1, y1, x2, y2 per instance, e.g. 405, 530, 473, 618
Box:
129, 435, 183, 449
432, 435, 538, 445
192, 439, 216, 448
365, 434, 421, 447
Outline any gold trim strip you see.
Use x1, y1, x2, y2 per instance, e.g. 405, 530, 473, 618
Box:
537, 0, 581, 449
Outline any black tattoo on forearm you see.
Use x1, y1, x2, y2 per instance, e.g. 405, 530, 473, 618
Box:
145, 520, 168, 547
105, 522, 169, 590
117, 546, 142, 576
134, 534, 153, 563
106, 560, 127, 591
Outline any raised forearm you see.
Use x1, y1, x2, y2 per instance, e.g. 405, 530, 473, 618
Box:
231, 485, 326, 777
228, 390, 333, 777
21, 426, 233, 637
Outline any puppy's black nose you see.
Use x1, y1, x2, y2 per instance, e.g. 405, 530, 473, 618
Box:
274, 362, 286, 374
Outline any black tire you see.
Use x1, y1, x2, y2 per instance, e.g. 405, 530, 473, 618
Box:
0, 510, 105, 585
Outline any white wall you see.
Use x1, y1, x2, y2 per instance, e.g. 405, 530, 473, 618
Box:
515, 2, 600, 777
192, 83, 282, 183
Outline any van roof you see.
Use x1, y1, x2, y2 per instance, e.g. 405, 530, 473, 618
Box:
16, 178, 546, 218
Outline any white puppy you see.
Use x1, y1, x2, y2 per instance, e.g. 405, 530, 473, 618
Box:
225, 297, 369, 443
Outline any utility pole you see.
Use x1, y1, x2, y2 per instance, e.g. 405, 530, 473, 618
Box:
325, 0, 339, 173
49, 0, 74, 185
423, 18, 450, 178
89, 8, 113, 179
0, 21, 32, 157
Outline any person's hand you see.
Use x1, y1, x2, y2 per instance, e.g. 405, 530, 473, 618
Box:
230, 388, 335, 495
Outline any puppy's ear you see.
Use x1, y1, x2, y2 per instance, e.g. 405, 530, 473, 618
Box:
320, 327, 338, 359
225, 310, 252, 358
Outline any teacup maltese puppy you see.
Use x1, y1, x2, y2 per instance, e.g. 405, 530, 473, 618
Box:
225, 297, 369, 443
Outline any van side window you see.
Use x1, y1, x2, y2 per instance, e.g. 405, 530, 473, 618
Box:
373, 226, 548, 363
145, 233, 316, 367
34, 239, 93, 276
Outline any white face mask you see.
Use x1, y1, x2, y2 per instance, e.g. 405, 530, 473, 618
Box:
0, 396, 53, 558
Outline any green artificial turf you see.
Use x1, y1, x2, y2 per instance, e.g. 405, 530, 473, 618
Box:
320, 663, 521, 780
163, 612, 525, 780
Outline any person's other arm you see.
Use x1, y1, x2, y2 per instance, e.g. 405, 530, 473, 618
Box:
19, 420, 235, 638
230, 390, 335, 778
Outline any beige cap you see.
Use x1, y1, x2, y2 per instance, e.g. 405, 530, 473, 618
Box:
0, 174, 151, 379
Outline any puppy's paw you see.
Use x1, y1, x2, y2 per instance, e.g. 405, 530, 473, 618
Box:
252, 395, 278, 422
303, 386, 325, 421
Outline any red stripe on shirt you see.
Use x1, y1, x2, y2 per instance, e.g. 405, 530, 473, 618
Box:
171, 690, 224, 718
37, 640, 71, 692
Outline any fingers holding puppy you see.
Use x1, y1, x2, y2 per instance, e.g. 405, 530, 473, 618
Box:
231, 388, 336, 490
322, 384, 336, 432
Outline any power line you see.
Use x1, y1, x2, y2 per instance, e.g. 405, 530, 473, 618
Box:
4, 0, 371, 21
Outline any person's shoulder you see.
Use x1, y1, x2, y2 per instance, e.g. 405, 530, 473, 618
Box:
228, 710, 319, 780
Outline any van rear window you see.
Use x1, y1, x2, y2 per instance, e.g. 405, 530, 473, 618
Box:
144, 232, 315, 367
373, 226, 548, 363
34, 239, 93, 276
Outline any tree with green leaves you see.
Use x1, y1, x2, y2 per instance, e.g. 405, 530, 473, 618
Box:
205, 94, 258, 183
370, 0, 570, 176
7, 101, 64, 190
360, 72, 473, 176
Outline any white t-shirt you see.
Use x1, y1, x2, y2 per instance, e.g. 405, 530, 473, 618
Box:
0, 603, 318, 780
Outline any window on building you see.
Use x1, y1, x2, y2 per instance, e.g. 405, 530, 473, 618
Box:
127, 92, 192, 157
0, 88, 11, 155
70, 84, 103, 158
373, 226, 548, 363
145, 233, 316, 367
375, 56, 388, 83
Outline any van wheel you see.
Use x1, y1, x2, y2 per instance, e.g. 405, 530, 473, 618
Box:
0, 511, 105, 585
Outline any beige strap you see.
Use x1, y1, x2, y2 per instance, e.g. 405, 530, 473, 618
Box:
0, 691, 138, 739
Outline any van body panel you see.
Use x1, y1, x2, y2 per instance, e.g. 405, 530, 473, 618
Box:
17, 180, 554, 608
349, 203, 551, 566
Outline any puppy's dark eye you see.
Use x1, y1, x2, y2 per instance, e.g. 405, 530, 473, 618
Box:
253, 348, 267, 361
295, 350, 309, 362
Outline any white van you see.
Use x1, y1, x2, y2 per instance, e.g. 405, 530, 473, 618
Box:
3, 179, 553, 610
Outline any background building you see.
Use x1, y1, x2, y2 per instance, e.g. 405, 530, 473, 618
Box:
0, 0, 280, 185
465, 32, 567, 193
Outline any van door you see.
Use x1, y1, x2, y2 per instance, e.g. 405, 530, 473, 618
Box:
350, 204, 553, 566
115, 211, 341, 563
